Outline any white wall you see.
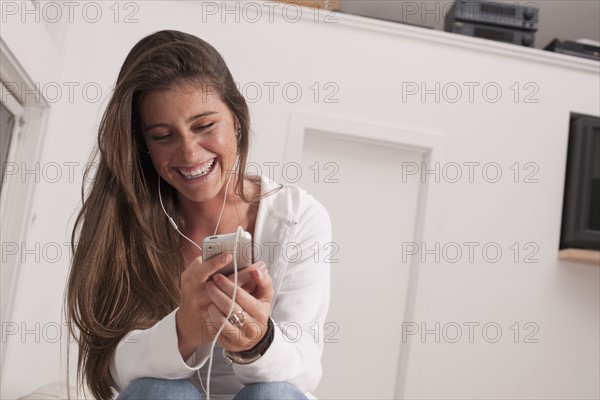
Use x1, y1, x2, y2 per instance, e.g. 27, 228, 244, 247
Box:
1, 1, 599, 399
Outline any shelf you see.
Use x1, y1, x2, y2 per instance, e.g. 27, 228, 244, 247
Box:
558, 248, 600, 265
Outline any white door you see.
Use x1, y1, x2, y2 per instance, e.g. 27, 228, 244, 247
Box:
283, 113, 446, 399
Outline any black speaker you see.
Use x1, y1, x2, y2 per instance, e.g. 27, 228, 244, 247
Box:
560, 114, 600, 251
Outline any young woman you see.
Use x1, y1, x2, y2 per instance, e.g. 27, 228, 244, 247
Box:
66, 30, 331, 400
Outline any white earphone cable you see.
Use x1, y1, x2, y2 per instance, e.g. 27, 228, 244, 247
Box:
205, 225, 241, 399
157, 157, 241, 400
158, 175, 203, 252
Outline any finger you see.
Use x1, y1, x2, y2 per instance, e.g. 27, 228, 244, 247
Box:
213, 273, 264, 313
190, 252, 233, 283
207, 303, 232, 329
226, 264, 256, 286
240, 281, 258, 295
250, 263, 273, 301
225, 261, 267, 286
205, 280, 243, 317
226, 262, 263, 293
207, 303, 245, 345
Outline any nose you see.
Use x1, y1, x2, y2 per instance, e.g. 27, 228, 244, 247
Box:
179, 134, 200, 163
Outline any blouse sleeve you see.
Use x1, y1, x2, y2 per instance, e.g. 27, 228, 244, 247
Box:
109, 308, 212, 392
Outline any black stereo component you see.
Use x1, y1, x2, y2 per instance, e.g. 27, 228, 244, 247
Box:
446, 20, 536, 47
446, 0, 538, 30
545, 39, 600, 61
445, 0, 538, 47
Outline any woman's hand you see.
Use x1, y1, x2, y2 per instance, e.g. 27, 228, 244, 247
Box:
175, 253, 235, 360
205, 260, 274, 352
224, 261, 265, 295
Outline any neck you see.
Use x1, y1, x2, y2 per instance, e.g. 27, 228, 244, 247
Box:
177, 175, 242, 236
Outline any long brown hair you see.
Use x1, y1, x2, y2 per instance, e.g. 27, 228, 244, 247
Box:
65, 30, 260, 399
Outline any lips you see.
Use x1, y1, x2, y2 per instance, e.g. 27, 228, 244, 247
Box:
176, 158, 216, 179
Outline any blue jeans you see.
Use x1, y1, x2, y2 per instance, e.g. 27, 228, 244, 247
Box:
117, 378, 308, 400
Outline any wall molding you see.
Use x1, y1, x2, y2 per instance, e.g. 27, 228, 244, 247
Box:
261, 0, 600, 74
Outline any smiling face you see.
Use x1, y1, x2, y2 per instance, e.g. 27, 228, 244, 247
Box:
139, 80, 239, 205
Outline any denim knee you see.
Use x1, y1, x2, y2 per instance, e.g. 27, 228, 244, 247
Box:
117, 377, 203, 400
233, 382, 307, 400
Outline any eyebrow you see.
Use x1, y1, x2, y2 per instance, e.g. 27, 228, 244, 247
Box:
143, 111, 219, 133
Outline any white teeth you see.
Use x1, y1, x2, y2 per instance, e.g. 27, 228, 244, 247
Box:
178, 159, 215, 179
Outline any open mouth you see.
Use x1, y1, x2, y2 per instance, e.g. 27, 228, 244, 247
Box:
176, 158, 217, 181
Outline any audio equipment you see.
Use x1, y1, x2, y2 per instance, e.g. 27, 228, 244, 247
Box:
445, 0, 538, 47
545, 39, 600, 61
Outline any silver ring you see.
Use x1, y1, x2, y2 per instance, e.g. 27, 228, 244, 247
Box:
228, 310, 245, 329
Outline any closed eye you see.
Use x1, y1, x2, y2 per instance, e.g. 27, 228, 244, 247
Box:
193, 123, 215, 132
152, 133, 172, 142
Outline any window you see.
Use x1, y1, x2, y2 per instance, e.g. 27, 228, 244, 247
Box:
0, 92, 23, 193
